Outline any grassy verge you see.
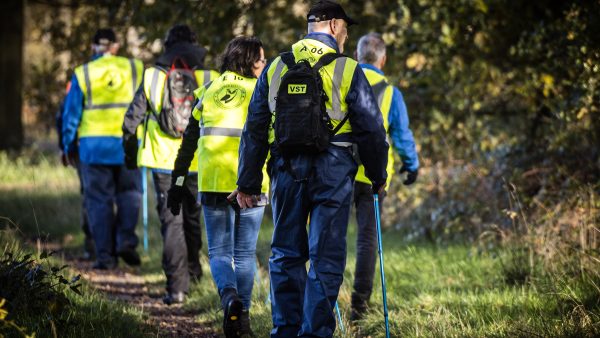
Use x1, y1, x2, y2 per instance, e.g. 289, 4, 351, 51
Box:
0, 229, 151, 338
0, 152, 151, 337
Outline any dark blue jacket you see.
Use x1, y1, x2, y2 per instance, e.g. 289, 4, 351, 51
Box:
237, 33, 389, 194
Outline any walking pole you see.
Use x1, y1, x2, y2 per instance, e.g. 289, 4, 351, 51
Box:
374, 193, 390, 338
142, 167, 148, 252
335, 301, 345, 333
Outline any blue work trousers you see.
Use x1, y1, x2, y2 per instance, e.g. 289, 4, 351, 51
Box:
203, 204, 265, 309
80, 163, 141, 266
269, 145, 357, 338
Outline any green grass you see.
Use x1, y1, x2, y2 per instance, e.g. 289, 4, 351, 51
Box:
1, 151, 599, 337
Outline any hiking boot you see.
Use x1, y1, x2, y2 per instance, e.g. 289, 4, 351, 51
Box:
221, 288, 243, 338
350, 298, 369, 321
118, 249, 141, 266
239, 309, 255, 338
163, 291, 185, 305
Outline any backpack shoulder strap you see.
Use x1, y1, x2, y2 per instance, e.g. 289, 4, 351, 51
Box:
313, 53, 344, 72
170, 57, 191, 70
279, 52, 295, 68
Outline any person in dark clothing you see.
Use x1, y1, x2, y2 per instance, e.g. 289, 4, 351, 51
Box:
235, 1, 389, 336
350, 32, 420, 320
122, 24, 219, 305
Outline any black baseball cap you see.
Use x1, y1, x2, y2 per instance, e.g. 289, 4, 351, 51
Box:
93, 28, 116, 45
307, 0, 358, 26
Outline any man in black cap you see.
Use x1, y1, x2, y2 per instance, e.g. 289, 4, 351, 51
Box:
235, 0, 389, 336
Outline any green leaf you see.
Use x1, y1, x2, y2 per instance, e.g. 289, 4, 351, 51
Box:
69, 284, 83, 296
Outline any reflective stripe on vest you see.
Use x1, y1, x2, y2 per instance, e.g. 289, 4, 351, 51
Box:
75, 55, 143, 137
266, 38, 358, 142
355, 67, 395, 185
138, 67, 219, 170
195, 71, 269, 193
372, 79, 388, 109
200, 127, 242, 137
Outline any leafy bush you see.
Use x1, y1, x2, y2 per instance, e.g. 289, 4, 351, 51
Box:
0, 231, 82, 337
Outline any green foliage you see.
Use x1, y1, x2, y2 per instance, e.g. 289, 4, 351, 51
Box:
0, 229, 151, 338
0, 231, 81, 336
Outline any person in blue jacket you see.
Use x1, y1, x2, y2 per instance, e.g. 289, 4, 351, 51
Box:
62, 29, 144, 270
235, 1, 389, 336
350, 32, 420, 320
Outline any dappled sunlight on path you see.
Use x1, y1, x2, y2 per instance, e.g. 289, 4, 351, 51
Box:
71, 260, 218, 338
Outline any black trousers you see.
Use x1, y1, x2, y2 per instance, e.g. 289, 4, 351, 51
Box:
351, 181, 384, 308
152, 172, 202, 294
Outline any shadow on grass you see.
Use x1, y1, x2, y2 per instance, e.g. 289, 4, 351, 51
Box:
0, 188, 82, 240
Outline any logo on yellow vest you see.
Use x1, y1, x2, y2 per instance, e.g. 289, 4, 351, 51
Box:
288, 84, 307, 94
100, 69, 124, 92
214, 84, 246, 109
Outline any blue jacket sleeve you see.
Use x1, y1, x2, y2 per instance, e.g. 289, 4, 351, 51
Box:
61, 74, 84, 154
388, 87, 419, 171
236, 65, 271, 195
346, 66, 389, 187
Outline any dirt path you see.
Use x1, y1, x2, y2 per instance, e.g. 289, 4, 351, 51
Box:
70, 260, 218, 338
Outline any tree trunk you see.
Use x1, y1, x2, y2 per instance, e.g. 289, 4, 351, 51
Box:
0, 0, 24, 151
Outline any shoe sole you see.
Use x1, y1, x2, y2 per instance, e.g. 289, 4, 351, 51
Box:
224, 299, 243, 337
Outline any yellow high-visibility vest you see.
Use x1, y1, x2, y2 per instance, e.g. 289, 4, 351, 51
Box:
74, 55, 143, 138
139, 67, 219, 170
354, 67, 395, 185
266, 38, 357, 144
192, 71, 269, 193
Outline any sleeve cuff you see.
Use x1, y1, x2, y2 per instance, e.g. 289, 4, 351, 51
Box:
238, 185, 261, 195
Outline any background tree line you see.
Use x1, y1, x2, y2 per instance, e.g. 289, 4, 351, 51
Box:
1, 0, 598, 240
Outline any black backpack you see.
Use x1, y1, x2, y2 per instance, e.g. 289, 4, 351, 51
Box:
153, 59, 198, 138
274, 52, 349, 155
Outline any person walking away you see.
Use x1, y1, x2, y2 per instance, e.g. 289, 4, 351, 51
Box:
235, 1, 389, 337
56, 79, 95, 261
62, 28, 144, 270
169, 36, 268, 337
350, 32, 420, 320
122, 24, 219, 305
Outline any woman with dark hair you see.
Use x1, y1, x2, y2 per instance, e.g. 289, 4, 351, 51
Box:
168, 36, 267, 338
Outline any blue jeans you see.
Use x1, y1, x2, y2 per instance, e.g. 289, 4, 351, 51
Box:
203, 204, 264, 309
80, 163, 141, 266
269, 145, 357, 338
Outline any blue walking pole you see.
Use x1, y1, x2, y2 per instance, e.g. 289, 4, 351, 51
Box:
374, 194, 390, 338
335, 302, 345, 333
142, 167, 148, 252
